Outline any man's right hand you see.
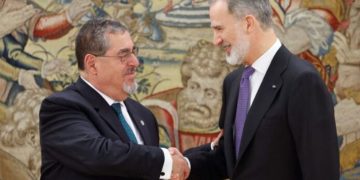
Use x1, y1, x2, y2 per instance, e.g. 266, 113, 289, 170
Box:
168, 147, 190, 180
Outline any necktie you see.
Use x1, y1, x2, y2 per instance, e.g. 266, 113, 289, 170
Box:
234, 66, 255, 159
111, 103, 138, 143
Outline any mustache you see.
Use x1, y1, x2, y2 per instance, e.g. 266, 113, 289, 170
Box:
221, 43, 231, 49
124, 67, 137, 75
183, 102, 211, 118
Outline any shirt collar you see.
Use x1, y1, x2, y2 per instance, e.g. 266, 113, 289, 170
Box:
251, 39, 281, 74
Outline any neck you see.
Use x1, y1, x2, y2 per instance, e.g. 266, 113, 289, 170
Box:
245, 29, 277, 65
81, 71, 128, 101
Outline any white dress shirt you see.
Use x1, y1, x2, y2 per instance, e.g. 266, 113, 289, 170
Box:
81, 77, 172, 179
249, 39, 282, 106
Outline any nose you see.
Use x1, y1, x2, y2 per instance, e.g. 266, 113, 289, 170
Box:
194, 91, 206, 105
213, 34, 223, 46
128, 54, 140, 67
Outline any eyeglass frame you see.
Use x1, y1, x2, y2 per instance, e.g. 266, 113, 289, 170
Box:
93, 46, 139, 64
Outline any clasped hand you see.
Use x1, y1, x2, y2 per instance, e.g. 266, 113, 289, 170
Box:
168, 147, 190, 180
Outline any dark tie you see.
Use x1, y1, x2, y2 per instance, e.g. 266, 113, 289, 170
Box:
234, 66, 255, 159
111, 103, 138, 143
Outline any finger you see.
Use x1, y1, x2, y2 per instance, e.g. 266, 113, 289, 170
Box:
168, 147, 175, 155
169, 147, 182, 155
333, 36, 345, 47
178, 173, 185, 180
22, 5, 37, 17
8, 6, 35, 24
171, 147, 181, 154
27, 70, 40, 75
171, 173, 179, 180
334, 32, 347, 45
26, 78, 40, 89
184, 167, 190, 179
72, 0, 92, 10
335, 52, 345, 63
76, 5, 92, 13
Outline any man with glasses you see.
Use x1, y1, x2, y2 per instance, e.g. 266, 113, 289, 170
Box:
39, 18, 189, 180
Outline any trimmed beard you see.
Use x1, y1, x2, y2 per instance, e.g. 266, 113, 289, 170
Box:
123, 81, 138, 94
225, 34, 250, 65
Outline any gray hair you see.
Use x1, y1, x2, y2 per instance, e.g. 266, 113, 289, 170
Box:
209, 0, 273, 29
75, 18, 128, 70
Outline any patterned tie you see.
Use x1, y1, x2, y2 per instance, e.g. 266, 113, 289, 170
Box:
111, 103, 138, 143
234, 66, 255, 159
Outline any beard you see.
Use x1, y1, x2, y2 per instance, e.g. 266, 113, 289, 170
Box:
122, 66, 138, 94
122, 81, 138, 94
177, 90, 221, 133
225, 34, 250, 65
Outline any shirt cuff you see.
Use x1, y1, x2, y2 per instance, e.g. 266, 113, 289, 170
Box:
160, 148, 172, 179
184, 157, 191, 170
211, 141, 216, 150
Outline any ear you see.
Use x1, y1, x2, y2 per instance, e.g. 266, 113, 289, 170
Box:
83, 54, 98, 75
244, 15, 256, 33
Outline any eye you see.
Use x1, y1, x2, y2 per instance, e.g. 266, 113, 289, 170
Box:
188, 81, 199, 90
212, 26, 223, 32
115, 53, 131, 63
124, 52, 132, 58
205, 89, 217, 98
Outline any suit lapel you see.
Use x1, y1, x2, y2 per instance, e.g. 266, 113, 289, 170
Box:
74, 78, 130, 142
124, 100, 153, 145
236, 46, 289, 162
224, 68, 244, 171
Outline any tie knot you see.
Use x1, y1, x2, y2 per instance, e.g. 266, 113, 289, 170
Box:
111, 103, 121, 114
242, 66, 255, 79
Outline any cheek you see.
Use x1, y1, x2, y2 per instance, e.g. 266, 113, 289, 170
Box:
179, 89, 193, 103
182, 86, 195, 96
223, 28, 237, 40
205, 96, 220, 106
98, 65, 124, 83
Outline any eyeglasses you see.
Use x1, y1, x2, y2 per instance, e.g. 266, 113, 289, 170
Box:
95, 46, 139, 64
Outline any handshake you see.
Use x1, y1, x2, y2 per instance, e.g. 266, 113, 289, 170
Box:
166, 130, 223, 179
168, 147, 190, 180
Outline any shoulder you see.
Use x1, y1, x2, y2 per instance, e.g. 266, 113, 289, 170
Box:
125, 98, 154, 115
284, 55, 328, 95
41, 84, 87, 110
286, 55, 322, 81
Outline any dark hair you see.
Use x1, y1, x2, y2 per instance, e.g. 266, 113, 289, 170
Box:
75, 18, 128, 70
209, 0, 273, 29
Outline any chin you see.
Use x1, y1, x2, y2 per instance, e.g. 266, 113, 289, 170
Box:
123, 82, 138, 94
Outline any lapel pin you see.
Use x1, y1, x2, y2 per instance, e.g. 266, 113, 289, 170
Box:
140, 120, 145, 126
272, 85, 276, 89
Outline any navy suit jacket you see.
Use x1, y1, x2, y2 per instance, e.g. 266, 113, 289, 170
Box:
39, 78, 164, 180
186, 46, 339, 180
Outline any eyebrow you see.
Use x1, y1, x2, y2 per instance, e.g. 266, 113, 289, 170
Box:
117, 47, 132, 55
211, 25, 222, 29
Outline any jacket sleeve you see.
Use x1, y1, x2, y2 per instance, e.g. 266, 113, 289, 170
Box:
288, 69, 339, 180
39, 95, 165, 179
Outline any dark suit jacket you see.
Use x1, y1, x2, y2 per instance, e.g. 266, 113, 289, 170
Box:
186, 46, 339, 180
39, 78, 164, 180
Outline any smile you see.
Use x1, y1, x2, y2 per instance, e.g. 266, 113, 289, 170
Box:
223, 44, 231, 54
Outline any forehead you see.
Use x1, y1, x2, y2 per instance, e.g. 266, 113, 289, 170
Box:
105, 31, 134, 52
189, 71, 224, 89
209, 1, 234, 27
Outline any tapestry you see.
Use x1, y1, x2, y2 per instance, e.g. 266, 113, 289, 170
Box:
0, 0, 359, 179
